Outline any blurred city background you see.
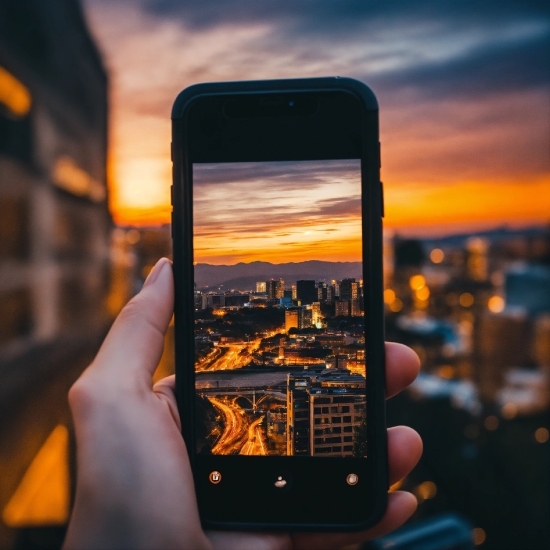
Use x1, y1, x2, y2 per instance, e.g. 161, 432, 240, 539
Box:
0, 1, 548, 549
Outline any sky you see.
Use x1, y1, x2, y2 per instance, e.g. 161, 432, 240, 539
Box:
82, 0, 550, 235
194, 160, 362, 264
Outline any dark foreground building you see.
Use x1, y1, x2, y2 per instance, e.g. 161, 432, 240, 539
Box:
0, 1, 110, 547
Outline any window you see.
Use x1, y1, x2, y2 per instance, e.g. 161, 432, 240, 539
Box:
0, 288, 33, 344
343, 436, 353, 442
343, 426, 353, 433
331, 417, 341, 423
343, 415, 352, 423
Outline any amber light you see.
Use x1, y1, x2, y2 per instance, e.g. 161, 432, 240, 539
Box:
488, 295, 505, 313
430, 248, 444, 263
409, 274, 426, 291
0, 66, 32, 117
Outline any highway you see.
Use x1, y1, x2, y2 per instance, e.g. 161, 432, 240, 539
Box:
239, 416, 267, 456
209, 397, 249, 454
199, 339, 262, 372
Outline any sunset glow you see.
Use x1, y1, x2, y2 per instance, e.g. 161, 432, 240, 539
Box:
193, 160, 362, 264
83, 0, 550, 233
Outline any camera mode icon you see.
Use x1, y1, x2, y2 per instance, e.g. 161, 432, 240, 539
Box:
209, 471, 222, 484
346, 473, 359, 486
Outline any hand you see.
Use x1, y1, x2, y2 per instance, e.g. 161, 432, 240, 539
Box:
63, 258, 422, 550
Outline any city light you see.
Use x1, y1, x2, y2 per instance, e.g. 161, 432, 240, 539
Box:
383, 288, 396, 304
430, 248, 445, 263
484, 416, 499, 431
501, 402, 517, 419
416, 286, 430, 301
488, 295, 505, 313
409, 274, 426, 291
413, 480, 437, 503
0, 65, 32, 117
472, 527, 487, 545
389, 298, 403, 312
459, 292, 474, 307
535, 427, 549, 444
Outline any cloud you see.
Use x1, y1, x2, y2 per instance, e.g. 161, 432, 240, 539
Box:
82, 0, 550, 229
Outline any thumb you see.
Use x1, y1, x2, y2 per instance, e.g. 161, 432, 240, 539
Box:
90, 257, 174, 382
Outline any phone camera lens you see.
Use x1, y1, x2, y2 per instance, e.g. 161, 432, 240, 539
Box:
288, 100, 294, 107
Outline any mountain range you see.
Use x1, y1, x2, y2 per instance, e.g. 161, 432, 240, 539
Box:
194, 260, 362, 290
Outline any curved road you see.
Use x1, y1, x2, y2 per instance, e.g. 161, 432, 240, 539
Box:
209, 397, 249, 454
239, 416, 267, 456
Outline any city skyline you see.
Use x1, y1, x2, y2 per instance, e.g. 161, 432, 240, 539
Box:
193, 160, 363, 264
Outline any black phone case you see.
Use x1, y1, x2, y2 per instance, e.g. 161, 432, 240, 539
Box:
171, 77, 388, 531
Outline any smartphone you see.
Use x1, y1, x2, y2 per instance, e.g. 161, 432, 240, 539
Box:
171, 77, 387, 531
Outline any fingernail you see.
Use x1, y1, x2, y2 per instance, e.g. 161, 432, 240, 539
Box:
143, 258, 171, 289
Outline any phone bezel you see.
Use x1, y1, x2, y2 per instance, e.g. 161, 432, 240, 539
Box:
171, 77, 387, 531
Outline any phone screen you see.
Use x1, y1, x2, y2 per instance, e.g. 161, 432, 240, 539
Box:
192, 159, 367, 460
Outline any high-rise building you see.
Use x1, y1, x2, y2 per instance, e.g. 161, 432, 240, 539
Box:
340, 278, 359, 301
310, 302, 322, 327
285, 309, 299, 332
350, 298, 361, 317
317, 282, 333, 303
335, 300, 350, 317
297, 280, 317, 305
256, 281, 267, 293
287, 374, 311, 455
287, 369, 366, 457
267, 279, 285, 299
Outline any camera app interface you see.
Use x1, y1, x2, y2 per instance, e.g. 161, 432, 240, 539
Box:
193, 160, 366, 457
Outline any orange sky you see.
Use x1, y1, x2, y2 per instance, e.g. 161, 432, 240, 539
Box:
84, 1, 550, 235
193, 160, 362, 264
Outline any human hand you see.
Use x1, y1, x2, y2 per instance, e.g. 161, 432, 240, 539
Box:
63, 258, 422, 550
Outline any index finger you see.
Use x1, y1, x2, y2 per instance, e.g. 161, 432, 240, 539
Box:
385, 342, 420, 399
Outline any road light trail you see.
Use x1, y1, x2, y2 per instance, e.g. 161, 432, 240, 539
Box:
209, 397, 249, 454
240, 416, 267, 456
203, 339, 262, 372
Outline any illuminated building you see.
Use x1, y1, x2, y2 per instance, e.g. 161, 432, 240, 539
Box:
325, 355, 348, 370
280, 296, 293, 308
256, 281, 267, 293
317, 282, 333, 303
335, 300, 350, 317
291, 285, 297, 299
0, 0, 110, 371
287, 369, 366, 457
285, 309, 299, 332
267, 278, 285, 299
310, 302, 322, 327
465, 237, 489, 281
297, 280, 317, 305
340, 278, 359, 301
350, 298, 361, 317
